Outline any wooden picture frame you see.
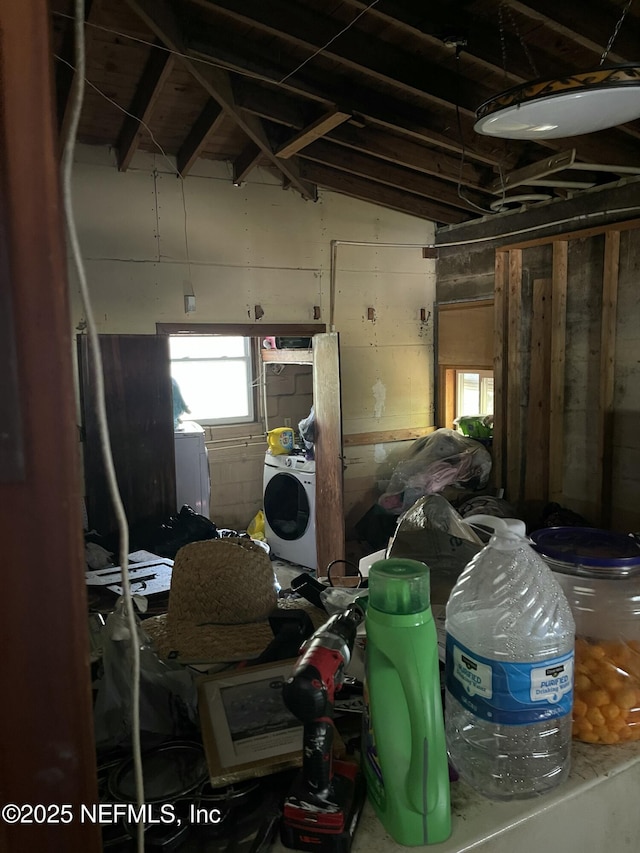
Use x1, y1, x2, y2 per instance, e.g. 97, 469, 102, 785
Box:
198, 660, 303, 788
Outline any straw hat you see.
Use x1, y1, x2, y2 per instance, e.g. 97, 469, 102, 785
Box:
143, 537, 324, 664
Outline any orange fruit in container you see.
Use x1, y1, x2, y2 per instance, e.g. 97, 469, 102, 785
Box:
572, 638, 640, 742
529, 526, 640, 745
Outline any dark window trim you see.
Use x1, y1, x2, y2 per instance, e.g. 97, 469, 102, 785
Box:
157, 323, 327, 336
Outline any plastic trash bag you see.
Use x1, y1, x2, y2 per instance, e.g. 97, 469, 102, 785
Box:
93, 597, 198, 749
247, 509, 266, 541
378, 429, 492, 514
387, 494, 484, 608
298, 406, 315, 460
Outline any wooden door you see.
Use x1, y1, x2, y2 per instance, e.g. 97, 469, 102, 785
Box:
78, 334, 176, 539
313, 332, 345, 575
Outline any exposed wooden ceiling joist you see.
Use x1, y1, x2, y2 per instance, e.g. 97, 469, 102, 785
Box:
232, 143, 262, 185
189, 0, 495, 114
276, 110, 352, 159
186, 32, 522, 169
185, 12, 640, 170
51, 0, 640, 226
176, 99, 224, 176
299, 160, 469, 224
326, 123, 492, 189
123, 0, 316, 199
117, 40, 174, 171
297, 140, 491, 214
508, 0, 640, 65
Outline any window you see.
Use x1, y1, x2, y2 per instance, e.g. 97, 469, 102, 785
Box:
456, 370, 494, 417
169, 335, 255, 425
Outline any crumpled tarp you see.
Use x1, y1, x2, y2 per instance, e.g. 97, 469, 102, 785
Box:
378, 428, 492, 514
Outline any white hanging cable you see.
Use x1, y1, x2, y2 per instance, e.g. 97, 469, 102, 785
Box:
59, 2, 145, 850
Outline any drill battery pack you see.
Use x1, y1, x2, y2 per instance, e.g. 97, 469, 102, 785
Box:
280, 760, 366, 853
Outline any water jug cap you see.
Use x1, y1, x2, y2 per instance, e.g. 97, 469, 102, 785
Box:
368, 558, 430, 615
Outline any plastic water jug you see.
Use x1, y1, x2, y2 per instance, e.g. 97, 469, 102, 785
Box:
445, 515, 575, 800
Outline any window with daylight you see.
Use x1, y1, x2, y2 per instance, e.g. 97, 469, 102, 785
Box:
456, 370, 494, 417
169, 335, 255, 425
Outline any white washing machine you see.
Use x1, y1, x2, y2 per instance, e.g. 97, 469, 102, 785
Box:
263, 452, 316, 570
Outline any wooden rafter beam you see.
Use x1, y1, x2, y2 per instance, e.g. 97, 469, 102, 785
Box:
188, 20, 640, 171
117, 40, 175, 172
299, 161, 468, 224
233, 143, 262, 185
276, 110, 351, 159
327, 123, 491, 189
177, 99, 225, 176
192, 0, 492, 116
236, 88, 492, 190
187, 34, 520, 169
297, 140, 491, 213
233, 79, 515, 173
340, 0, 631, 104
509, 0, 640, 66
340, 0, 535, 82
233, 79, 312, 129
123, 0, 316, 200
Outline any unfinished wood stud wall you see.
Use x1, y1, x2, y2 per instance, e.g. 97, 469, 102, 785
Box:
549, 241, 568, 502
597, 231, 621, 527
494, 225, 627, 523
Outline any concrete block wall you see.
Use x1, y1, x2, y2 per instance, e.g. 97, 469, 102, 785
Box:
265, 363, 313, 433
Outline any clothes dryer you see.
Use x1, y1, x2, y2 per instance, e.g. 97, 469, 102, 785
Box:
174, 421, 210, 518
263, 452, 316, 570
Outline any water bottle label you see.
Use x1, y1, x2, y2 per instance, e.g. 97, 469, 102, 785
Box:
445, 634, 574, 725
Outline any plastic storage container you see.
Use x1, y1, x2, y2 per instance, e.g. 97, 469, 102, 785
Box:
363, 558, 451, 845
445, 516, 575, 800
531, 527, 640, 744
267, 427, 294, 455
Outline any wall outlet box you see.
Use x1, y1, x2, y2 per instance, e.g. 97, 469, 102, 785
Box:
283, 418, 292, 427
184, 295, 196, 313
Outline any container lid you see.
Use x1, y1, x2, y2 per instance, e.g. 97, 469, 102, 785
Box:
530, 527, 640, 578
368, 558, 430, 615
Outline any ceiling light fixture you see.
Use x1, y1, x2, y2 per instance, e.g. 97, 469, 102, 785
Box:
475, 66, 640, 139
475, 0, 640, 139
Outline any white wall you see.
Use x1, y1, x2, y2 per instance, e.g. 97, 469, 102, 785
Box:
70, 144, 436, 530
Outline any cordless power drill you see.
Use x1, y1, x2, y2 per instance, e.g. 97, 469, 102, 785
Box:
280, 602, 366, 853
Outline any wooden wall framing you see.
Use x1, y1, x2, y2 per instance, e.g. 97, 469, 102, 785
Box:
494, 221, 627, 524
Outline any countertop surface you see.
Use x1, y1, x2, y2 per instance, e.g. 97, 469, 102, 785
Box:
274, 741, 640, 853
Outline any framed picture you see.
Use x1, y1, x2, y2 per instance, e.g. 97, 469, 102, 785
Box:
198, 659, 304, 788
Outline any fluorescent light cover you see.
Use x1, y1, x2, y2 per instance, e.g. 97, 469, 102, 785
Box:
475, 66, 640, 140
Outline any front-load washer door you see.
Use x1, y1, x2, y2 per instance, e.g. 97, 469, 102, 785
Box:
264, 472, 310, 541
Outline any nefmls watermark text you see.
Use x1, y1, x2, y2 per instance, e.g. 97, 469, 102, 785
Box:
1, 802, 223, 826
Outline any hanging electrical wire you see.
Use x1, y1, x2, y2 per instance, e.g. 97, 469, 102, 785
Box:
278, 0, 380, 84
59, 2, 145, 851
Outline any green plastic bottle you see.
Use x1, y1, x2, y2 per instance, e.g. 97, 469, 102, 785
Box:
362, 558, 451, 846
